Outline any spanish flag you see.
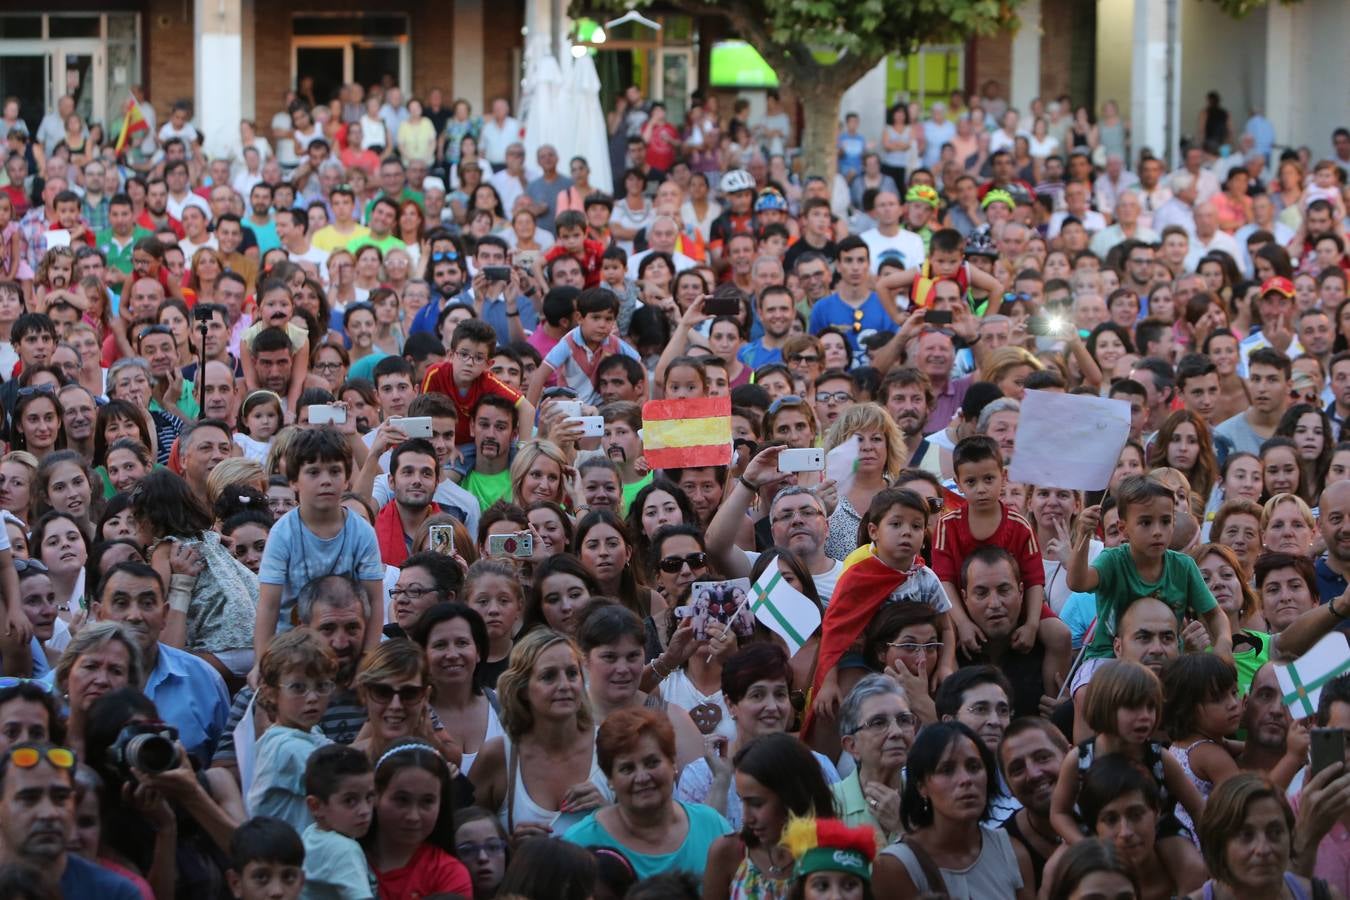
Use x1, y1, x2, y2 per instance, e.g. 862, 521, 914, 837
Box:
114, 98, 148, 158
641, 395, 732, 469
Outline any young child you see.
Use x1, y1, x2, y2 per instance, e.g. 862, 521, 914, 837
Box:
931, 436, 1053, 671
301, 744, 377, 900
0, 193, 32, 291
420, 318, 532, 448
882, 227, 1003, 313
1066, 474, 1232, 682
661, 355, 708, 400
221, 507, 273, 575
542, 210, 606, 288
804, 486, 949, 736
1049, 659, 1206, 851
236, 390, 284, 463
598, 245, 641, 334
227, 816, 306, 900
256, 428, 387, 665
528, 287, 641, 407
1160, 652, 1244, 840
240, 280, 311, 415
248, 628, 338, 832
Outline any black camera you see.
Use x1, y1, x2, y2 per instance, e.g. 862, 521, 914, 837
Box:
108, 721, 181, 778
192, 305, 215, 322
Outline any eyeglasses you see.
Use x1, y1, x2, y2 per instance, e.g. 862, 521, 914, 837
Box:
313, 362, 345, 373
389, 584, 439, 602
847, 712, 918, 736
363, 683, 427, 705
965, 701, 1012, 720
1001, 292, 1033, 303
770, 506, 825, 526
16, 384, 55, 398
788, 354, 820, 365
431, 251, 460, 262
0, 676, 52, 692
887, 641, 943, 654
815, 391, 855, 405
137, 324, 173, 341
13, 558, 48, 574
456, 839, 509, 857
658, 552, 708, 574
767, 394, 804, 414
7, 745, 75, 770
280, 680, 336, 698
455, 349, 488, 366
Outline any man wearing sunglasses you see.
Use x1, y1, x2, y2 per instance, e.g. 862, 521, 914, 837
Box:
0, 743, 141, 897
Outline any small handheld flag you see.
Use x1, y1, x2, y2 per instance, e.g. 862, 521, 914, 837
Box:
1275, 632, 1350, 718
114, 98, 148, 158
641, 395, 732, 469
750, 565, 821, 657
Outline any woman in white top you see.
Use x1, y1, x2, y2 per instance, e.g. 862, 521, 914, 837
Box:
470, 629, 613, 840
410, 602, 504, 777
881, 104, 923, 189
680, 172, 721, 243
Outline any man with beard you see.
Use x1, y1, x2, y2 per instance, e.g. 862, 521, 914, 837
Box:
881, 368, 940, 473
197, 360, 238, 424
999, 718, 1069, 891
211, 574, 372, 773
91, 561, 230, 762
371, 439, 442, 566
0, 742, 141, 897
705, 447, 845, 604
456, 394, 517, 512
738, 284, 796, 369
958, 547, 1062, 721
407, 251, 467, 334
179, 420, 233, 503
1236, 663, 1300, 778
249, 327, 294, 400
137, 177, 183, 238
57, 384, 96, 461
600, 401, 651, 508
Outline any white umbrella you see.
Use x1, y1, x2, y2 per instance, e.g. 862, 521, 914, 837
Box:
560, 51, 612, 194
522, 35, 566, 162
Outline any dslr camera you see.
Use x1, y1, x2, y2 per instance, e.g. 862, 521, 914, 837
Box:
107, 721, 181, 779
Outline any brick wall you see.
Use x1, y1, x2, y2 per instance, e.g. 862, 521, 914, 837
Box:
145, 0, 195, 122
482, 1, 525, 107
1040, 0, 1075, 102
969, 33, 1012, 100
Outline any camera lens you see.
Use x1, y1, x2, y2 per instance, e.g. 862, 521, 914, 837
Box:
125, 734, 178, 775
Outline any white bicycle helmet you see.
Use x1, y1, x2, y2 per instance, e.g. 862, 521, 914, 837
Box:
721, 169, 755, 194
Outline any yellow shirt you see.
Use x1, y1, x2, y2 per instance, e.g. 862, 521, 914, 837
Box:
312, 223, 370, 253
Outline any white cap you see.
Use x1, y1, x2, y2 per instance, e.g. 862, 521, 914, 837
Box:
423, 176, 447, 193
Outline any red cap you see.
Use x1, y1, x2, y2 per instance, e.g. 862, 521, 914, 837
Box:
1260, 276, 1295, 298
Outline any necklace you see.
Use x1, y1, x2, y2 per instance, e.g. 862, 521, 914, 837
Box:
1021, 810, 1061, 847
755, 845, 793, 877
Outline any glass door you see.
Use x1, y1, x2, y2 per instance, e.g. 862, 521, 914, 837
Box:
56, 43, 105, 126
0, 49, 49, 134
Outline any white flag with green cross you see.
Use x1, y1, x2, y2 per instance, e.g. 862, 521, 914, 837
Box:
750, 565, 822, 657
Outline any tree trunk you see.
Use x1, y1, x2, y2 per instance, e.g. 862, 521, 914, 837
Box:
790, 76, 844, 187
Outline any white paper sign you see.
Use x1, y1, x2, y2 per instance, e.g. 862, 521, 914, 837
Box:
1275, 632, 1350, 718
1007, 390, 1130, 491
43, 228, 71, 248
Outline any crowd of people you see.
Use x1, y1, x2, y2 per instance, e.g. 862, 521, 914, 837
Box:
0, 72, 1350, 900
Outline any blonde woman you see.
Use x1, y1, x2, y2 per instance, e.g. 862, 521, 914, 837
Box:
1260, 493, 1315, 557
189, 247, 227, 304
823, 405, 906, 562
470, 628, 613, 841
509, 439, 571, 509
205, 457, 267, 508
978, 346, 1044, 402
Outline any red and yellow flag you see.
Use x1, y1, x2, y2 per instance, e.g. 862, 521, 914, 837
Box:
114, 99, 148, 157
641, 395, 732, 469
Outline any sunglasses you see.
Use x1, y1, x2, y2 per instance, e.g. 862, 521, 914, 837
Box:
16, 384, 55, 398
431, 251, 460, 262
658, 552, 708, 574
363, 683, 427, 705
788, 354, 820, 364
767, 394, 805, 414
924, 496, 944, 513
13, 558, 47, 574
7, 745, 75, 770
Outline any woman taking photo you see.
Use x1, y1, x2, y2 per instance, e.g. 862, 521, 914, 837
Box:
471, 628, 613, 840
563, 706, 731, 879
703, 731, 840, 900
823, 405, 906, 562
576, 600, 704, 768
410, 602, 504, 776
872, 721, 1033, 900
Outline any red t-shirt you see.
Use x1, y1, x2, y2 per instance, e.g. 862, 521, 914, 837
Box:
930, 504, 1046, 588
644, 122, 681, 171
373, 844, 472, 900
421, 359, 523, 445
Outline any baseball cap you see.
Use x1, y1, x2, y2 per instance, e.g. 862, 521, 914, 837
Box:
1260, 276, 1295, 298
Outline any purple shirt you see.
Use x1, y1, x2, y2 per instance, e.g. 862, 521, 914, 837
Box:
925, 373, 973, 435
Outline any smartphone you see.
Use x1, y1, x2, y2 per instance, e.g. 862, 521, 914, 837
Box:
391, 416, 433, 439
572, 415, 605, 437
1028, 314, 1067, 337
924, 309, 953, 326
703, 293, 741, 317
428, 524, 456, 556
778, 447, 825, 473
483, 265, 511, 282
487, 531, 534, 559
308, 404, 347, 425
1311, 728, 1346, 777
554, 400, 583, 419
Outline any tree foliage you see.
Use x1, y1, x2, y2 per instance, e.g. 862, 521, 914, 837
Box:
577, 0, 1020, 181
1206, 0, 1302, 17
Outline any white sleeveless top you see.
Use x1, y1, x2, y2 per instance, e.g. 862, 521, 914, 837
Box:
459, 704, 505, 776
497, 731, 613, 833
658, 668, 736, 745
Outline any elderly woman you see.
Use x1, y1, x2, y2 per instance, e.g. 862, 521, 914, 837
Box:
1260, 493, 1316, 557
1189, 774, 1320, 900
471, 629, 613, 840
823, 405, 906, 561
562, 706, 731, 879
675, 643, 840, 830
873, 721, 1034, 900
833, 674, 916, 847
54, 620, 144, 757
978, 397, 1021, 465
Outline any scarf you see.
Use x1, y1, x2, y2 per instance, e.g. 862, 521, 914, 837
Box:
374, 499, 441, 567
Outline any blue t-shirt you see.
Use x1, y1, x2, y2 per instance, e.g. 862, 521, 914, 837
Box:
838, 132, 866, 175
738, 340, 784, 370
808, 291, 896, 354
259, 508, 385, 633
61, 854, 143, 900
563, 801, 732, 880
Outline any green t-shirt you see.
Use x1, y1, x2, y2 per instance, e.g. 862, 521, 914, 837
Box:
463, 467, 512, 513
1232, 629, 1272, 696
346, 232, 407, 256
620, 471, 654, 517
1085, 545, 1218, 659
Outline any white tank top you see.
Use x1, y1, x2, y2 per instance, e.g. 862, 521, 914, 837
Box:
497, 732, 614, 833
459, 705, 505, 776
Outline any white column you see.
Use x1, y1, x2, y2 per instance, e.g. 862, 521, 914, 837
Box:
454, 0, 486, 112
1130, 0, 1182, 166
194, 0, 243, 159
1009, 0, 1042, 115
